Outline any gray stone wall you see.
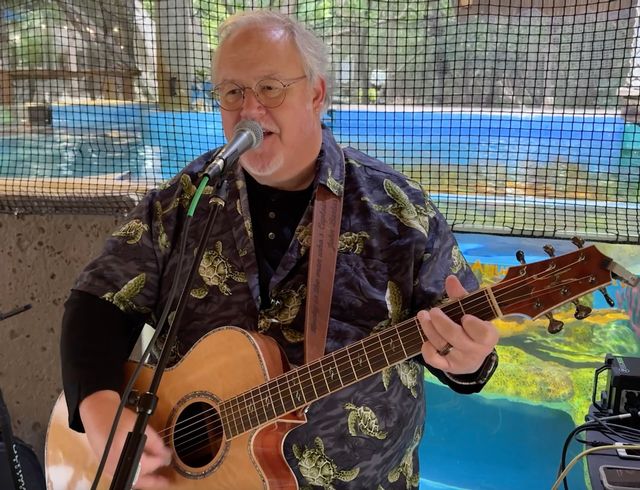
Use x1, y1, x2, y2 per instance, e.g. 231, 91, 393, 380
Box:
0, 213, 123, 462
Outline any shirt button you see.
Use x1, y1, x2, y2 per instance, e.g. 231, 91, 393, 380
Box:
268, 232, 276, 240
268, 211, 276, 219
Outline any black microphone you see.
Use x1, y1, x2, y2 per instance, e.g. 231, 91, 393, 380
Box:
204, 120, 263, 179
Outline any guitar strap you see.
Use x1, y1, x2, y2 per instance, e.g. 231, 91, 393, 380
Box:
303, 183, 343, 364
0, 389, 25, 490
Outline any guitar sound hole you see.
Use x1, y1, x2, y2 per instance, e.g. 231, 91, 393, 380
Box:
173, 401, 223, 468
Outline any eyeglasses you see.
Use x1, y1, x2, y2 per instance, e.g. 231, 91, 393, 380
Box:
212, 75, 307, 111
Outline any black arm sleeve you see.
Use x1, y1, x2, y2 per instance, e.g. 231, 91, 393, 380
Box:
60, 290, 145, 432
416, 349, 499, 394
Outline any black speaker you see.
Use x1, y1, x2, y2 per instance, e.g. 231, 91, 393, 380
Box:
593, 354, 640, 416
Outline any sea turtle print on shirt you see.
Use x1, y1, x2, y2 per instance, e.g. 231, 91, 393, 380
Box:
112, 219, 149, 245
293, 436, 360, 490
363, 179, 436, 237
382, 360, 421, 398
101, 273, 150, 315
344, 402, 387, 440
295, 224, 369, 257
190, 240, 247, 298
258, 285, 306, 343
387, 426, 422, 489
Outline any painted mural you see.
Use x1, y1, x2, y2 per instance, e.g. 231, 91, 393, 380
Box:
421, 236, 640, 489
473, 265, 637, 424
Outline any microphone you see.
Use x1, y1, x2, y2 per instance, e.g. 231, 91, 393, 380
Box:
204, 120, 263, 179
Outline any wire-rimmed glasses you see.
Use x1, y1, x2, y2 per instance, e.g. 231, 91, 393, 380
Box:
212, 75, 307, 111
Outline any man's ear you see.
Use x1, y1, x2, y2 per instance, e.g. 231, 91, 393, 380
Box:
312, 77, 326, 113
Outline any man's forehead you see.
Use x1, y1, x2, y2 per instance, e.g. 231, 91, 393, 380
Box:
215, 26, 301, 80
224, 23, 289, 47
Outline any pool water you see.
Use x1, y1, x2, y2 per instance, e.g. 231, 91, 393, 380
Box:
2, 104, 638, 183
420, 382, 584, 490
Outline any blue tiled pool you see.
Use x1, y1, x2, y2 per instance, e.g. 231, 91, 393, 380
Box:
1, 104, 636, 181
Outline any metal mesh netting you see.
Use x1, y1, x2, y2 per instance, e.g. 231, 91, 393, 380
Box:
1, 1, 639, 243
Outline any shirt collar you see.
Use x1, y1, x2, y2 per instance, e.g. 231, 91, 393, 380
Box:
313, 125, 345, 198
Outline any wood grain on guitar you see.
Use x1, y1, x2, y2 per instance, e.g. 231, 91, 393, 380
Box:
45, 244, 638, 489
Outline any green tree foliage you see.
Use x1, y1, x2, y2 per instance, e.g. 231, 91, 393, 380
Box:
4, 0, 634, 109
6, 2, 65, 68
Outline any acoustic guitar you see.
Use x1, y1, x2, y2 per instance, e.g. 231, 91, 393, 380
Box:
45, 245, 638, 489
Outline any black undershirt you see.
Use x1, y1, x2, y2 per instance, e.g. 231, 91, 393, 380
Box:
244, 170, 313, 308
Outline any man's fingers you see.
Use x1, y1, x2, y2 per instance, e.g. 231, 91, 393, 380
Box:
459, 314, 500, 347
134, 449, 172, 489
145, 428, 172, 464
421, 340, 453, 372
444, 275, 467, 300
134, 473, 170, 489
417, 310, 448, 349
142, 451, 172, 472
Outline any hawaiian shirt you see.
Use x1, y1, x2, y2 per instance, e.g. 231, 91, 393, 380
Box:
73, 126, 480, 489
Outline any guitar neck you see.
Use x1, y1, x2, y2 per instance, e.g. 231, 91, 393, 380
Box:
220, 286, 500, 438
219, 240, 636, 438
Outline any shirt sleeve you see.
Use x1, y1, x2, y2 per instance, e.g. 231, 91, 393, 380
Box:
423, 349, 499, 394
70, 161, 213, 318
411, 194, 498, 392
59, 151, 224, 433
60, 290, 145, 432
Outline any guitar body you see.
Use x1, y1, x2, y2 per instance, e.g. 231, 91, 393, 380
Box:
45, 327, 304, 490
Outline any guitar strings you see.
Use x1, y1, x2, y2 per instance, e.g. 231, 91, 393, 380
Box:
162, 261, 588, 456
169, 256, 589, 443
160, 259, 589, 455
167, 319, 420, 440
171, 272, 589, 462
168, 318, 427, 459
156, 258, 595, 460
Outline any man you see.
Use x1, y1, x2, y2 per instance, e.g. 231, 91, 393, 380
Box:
61, 9, 499, 489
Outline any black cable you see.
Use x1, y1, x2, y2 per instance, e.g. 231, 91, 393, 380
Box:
591, 421, 640, 444
558, 422, 597, 490
558, 412, 640, 490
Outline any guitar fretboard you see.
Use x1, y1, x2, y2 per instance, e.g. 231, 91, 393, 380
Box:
218, 285, 502, 438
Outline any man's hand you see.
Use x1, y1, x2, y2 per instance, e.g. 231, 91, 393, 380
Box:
419, 275, 499, 375
80, 390, 172, 489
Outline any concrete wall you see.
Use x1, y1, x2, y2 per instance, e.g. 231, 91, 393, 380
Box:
0, 213, 124, 462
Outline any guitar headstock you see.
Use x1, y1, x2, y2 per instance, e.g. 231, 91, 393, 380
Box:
494, 245, 633, 328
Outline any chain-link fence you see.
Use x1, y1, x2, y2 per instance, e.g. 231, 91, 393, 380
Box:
1, 0, 638, 242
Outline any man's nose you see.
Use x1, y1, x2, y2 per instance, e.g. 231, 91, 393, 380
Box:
240, 89, 266, 119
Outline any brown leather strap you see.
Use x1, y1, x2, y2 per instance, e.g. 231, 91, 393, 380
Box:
304, 184, 343, 364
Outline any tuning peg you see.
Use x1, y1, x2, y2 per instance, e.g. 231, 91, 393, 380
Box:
573, 301, 592, 319
599, 288, 615, 307
543, 244, 556, 257
571, 236, 585, 249
516, 250, 526, 265
545, 312, 564, 334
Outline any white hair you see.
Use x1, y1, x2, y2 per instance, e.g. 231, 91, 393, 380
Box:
212, 10, 333, 112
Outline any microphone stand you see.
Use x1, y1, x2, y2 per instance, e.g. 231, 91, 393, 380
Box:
0, 304, 31, 321
109, 175, 229, 489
